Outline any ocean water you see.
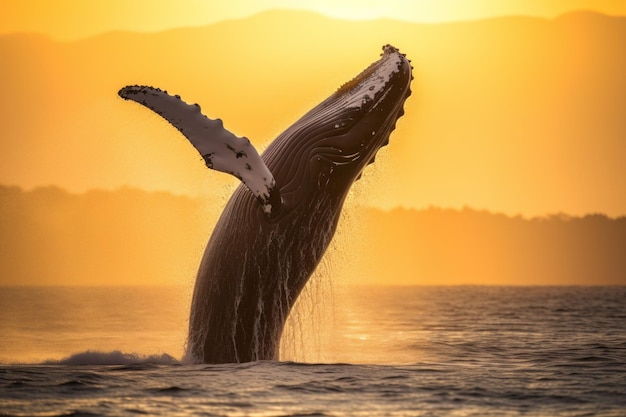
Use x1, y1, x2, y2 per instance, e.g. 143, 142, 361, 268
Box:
0, 285, 625, 416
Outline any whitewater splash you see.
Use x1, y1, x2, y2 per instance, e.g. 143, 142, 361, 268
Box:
119, 45, 413, 363
45, 351, 178, 366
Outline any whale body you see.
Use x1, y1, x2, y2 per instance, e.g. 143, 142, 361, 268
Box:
119, 45, 412, 363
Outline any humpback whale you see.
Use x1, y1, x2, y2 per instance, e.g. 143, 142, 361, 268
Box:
119, 45, 412, 363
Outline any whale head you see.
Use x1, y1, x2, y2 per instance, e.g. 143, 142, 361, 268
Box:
262, 45, 412, 219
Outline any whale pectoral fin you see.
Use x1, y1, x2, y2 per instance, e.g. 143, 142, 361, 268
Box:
118, 85, 281, 215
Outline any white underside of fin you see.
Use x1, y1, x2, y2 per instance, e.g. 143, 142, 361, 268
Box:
119, 86, 277, 214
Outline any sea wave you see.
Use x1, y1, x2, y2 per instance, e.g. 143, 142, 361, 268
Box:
42, 350, 179, 366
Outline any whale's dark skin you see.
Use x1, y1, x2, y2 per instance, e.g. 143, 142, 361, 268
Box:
187, 46, 412, 363
120, 45, 412, 363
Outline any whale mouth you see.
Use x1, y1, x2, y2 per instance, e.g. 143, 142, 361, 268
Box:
259, 44, 412, 211
334, 44, 412, 113
307, 44, 413, 175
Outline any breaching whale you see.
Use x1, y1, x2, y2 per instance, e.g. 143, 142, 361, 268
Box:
119, 44, 412, 363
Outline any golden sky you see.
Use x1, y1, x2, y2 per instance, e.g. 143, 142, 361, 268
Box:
2, 1, 626, 218
2, 0, 626, 40
1, 1, 625, 288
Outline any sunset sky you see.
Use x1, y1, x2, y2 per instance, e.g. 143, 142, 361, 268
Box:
2, 1, 625, 214
1, 1, 625, 287
3, 0, 626, 40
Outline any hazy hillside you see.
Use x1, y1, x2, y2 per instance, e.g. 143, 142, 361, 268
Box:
0, 186, 217, 286
358, 207, 626, 286
1, 186, 624, 286
1, 11, 625, 216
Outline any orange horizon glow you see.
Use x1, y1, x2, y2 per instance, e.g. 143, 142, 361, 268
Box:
2, 0, 626, 40
1, 7, 625, 218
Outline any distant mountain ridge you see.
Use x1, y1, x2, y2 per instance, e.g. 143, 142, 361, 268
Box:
1, 10, 625, 216
1, 185, 624, 286
358, 206, 626, 286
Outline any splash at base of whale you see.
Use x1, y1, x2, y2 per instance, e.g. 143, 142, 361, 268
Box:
119, 45, 413, 363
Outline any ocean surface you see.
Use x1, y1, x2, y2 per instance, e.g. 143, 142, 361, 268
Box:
1, 285, 625, 416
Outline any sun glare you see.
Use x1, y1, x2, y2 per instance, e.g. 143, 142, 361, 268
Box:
3, 0, 626, 40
